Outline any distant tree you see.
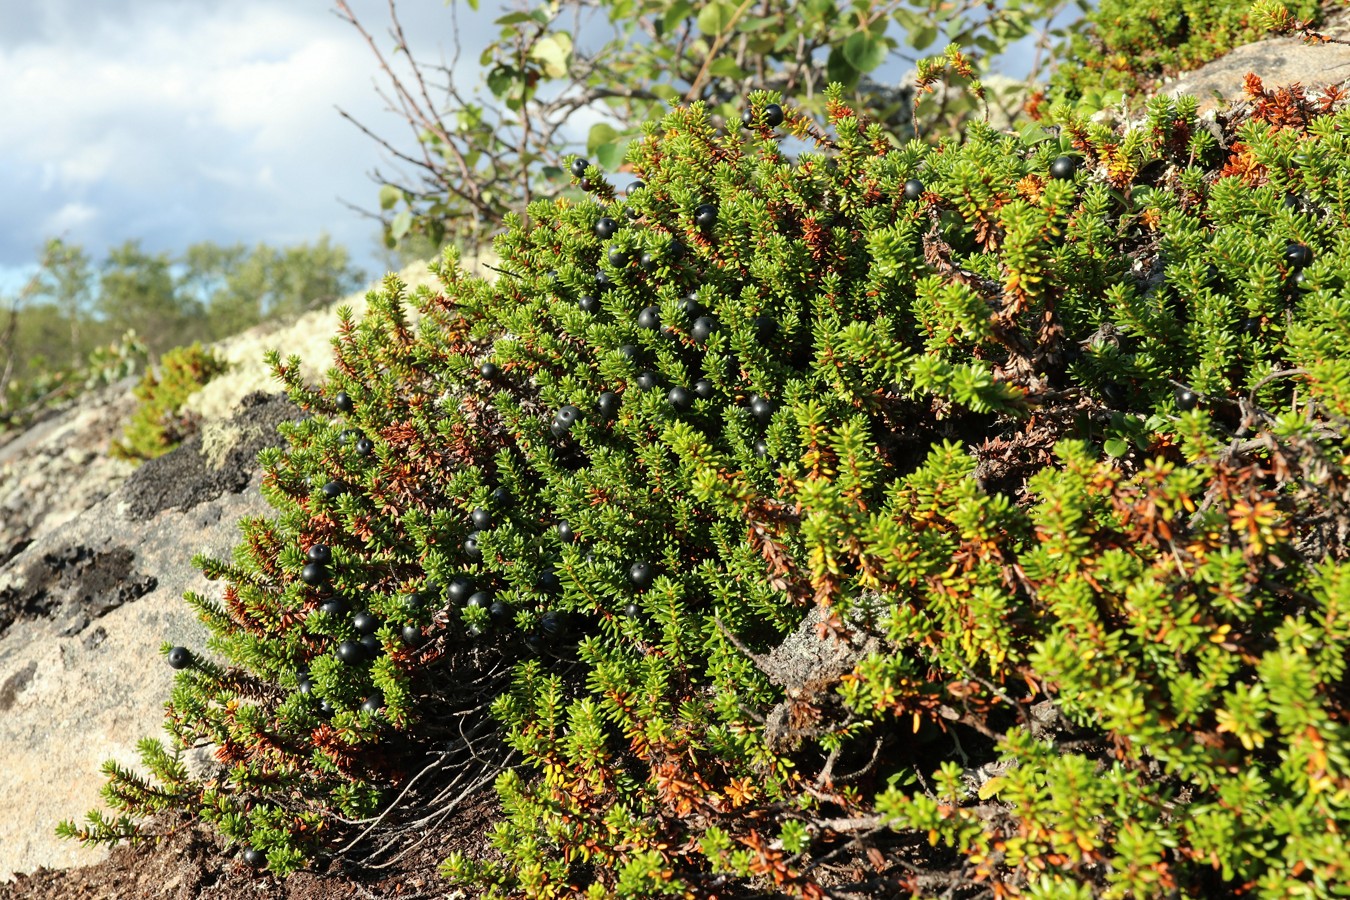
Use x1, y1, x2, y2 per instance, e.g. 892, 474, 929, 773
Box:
180, 236, 366, 340
99, 240, 203, 356
32, 237, 95, 368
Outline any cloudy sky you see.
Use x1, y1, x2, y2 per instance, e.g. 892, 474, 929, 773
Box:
0, 0, 508, 295
0, 1, 1057, 298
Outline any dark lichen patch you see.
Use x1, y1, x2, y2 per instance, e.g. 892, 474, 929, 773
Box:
0, 544, 157, 639
120, 392, 304, 521
0, 660, 37, 712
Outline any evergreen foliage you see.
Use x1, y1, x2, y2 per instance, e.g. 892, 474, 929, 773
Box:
65, 79, 1350, 897
111, 342, 230, 462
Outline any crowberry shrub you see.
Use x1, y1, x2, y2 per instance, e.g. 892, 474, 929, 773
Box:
66, 84, 1350, 898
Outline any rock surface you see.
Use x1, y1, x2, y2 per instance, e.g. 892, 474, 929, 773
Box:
1162, 9, 1350, 112
0, 393, 302, 880
0, 260, 452, 882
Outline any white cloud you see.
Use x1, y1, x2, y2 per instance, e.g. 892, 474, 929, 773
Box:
0, 0, 504, 275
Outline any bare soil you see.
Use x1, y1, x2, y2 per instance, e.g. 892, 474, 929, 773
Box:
1, 791, 500, 900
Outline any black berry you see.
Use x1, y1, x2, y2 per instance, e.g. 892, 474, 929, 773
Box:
753, 316, 779, 344
578, 294, 600, 313
618, 344, 639, 360
1050, 155, 1079, 180
319, 598, 346, 616
628, 180, 644, 193
668, 386, 693, 412
242, 848, 266, 869
480, 361, 499, 379
553, 404, 582, 432
401, 624, 421, 645
306, 544, 331, 565
353, 611, 378, 634
595, 269, 612, 289
167, 646, 191, 669
690, 316, 716, 343
623, 602, 641, 618
597, 391, 621, 419
608, 247, 630, 268
754, 439, 769, 458
749, 395, 779, 426
491, 486, 513, 506
595, 216, 618, 239
334, 391, 353, 413
681, 293, 702, 318
903, 178, 924, 201
694, 204, 717, 231
321, 480, 346, 500
464, 531, 484, 559
336, 640, 364, 664
640, 251, 657, 270
1175, 388, 1199, 411
297, 676, 313, 695
360, 692, 384, 714
301, 562, 328, 586
465, 591, 492, 610
763, 103, 784, 127
741, 107, 755, 128
570, 157, 589, 177
489, 600, 513, 624
354, 438, 374, 457
535, 570, 561, 594
1101, 382, 1126, 406
540, 611, 567, 639
637, 306, 661, 330
628, 561, 655, 590
557, 520, 576, 543
693, 378, 715, 400
447, 577, 476, 604
1285, 241, 1313, 268
359, 633, 381, 655
636, 371, 660, 391
471, 507, 493, 530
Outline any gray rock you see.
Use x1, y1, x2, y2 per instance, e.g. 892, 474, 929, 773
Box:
0, 394, 301, 881
1162, 11, 1350, 113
